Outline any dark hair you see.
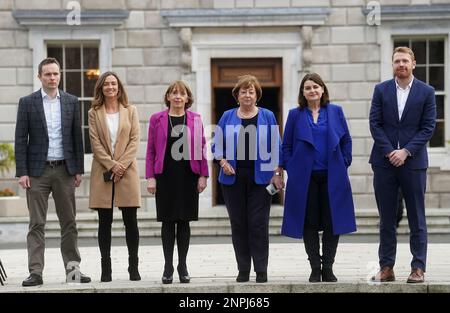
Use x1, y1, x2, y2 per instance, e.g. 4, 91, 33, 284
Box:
392, 46, 415, 61
91, 71, 129, 110
164, 80, 194, 109
232, 74, 262, 102
38, 57, 61, 76
298, 73, 330, 109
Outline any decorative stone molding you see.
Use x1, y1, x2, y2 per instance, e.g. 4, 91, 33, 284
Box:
179, 28, 192, 74
362, 4, 450, 22
301, 26, 313, 74
160, 8, 331, 28
12, 10, 129, 27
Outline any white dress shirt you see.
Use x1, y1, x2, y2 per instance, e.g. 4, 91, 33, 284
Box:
41, 89, 64, 160
106, 112, 119, 155
395, 77, 414, 153
395, 76, 414, 120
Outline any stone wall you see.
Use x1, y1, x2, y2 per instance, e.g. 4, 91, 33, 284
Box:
1, 0, 450, 212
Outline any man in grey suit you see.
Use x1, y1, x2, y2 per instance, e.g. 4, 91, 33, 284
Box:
15, 57, 91, 286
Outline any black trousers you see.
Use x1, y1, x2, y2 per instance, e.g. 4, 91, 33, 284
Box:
222, 167, 272, 273
96, 183, 139, 260
303, 171, 339, 269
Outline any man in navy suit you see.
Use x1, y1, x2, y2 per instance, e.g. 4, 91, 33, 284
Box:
369, 47, 436, 283
15, 58, 91, 286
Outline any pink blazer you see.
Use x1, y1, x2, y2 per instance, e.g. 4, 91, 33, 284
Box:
145, 109, 209, 178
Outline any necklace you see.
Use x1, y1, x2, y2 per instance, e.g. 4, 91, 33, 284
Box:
169, 114, 186, 136
238, 107, 258, 119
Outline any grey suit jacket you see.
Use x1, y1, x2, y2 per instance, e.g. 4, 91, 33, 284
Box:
15, 89, 85, 177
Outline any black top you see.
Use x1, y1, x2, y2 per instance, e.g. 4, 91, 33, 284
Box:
236, 114, 258, 169
155, 115, 199, 222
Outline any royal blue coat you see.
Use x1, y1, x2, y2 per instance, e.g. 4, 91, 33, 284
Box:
212, 107, 281, 185
281, 104, 357, 239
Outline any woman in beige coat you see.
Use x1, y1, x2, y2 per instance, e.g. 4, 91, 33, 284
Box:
88, 71, 141, 282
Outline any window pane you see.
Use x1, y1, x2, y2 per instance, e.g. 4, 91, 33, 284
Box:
430, 121, 444, 147
429, 40, 444, 64
436, 95, 444, 119
83, 47, 99, 69
411, 41, 426, 64
80, 101, 91, 126
429, 66, 444, 91
66, 71, 82, 96
47, 47, 63, 67
84, 71, 99, 97
60, 70, 65, 90
65, 47, 81, 69
394, 40, 409, 48
413, 66, 426, 82
83, 128, 92, 154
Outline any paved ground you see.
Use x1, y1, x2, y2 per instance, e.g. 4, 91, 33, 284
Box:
1, 241, 450, 293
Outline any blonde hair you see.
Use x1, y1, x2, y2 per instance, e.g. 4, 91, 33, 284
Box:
392, 46, 415, 61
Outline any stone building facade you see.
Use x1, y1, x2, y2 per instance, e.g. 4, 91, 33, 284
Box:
1, 0, 450, 214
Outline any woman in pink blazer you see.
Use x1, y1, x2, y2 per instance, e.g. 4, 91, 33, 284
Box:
145, 80, 208, 284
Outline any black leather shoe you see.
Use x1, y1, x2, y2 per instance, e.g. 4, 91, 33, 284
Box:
322, 267, 337, 282
22, 274, 43, 287
162, 275, 173, 284
256, 272, 268, 283
236, 270, 250, 283
309, 268, 321, 283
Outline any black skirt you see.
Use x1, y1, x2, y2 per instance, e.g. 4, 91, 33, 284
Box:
155, 115, 199, 222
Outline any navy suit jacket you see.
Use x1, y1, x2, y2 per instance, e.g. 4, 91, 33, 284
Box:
369, 78, 436, 169
15, 89, 84, 177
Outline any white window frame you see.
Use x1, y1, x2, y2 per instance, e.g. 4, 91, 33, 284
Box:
378, 24, 450, 169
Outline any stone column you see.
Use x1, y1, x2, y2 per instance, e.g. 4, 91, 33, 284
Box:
301, 26, 313, 75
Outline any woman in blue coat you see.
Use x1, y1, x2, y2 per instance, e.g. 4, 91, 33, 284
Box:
281, 73, 356, 283
212, 75, 283, 283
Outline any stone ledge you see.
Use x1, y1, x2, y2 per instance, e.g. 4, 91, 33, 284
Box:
1, 280, 449, 293
160, 8, 331, 27
12, 9, 129, 27
362, 4, 450, 22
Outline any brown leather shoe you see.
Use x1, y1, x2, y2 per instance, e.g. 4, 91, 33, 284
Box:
407, 268, 424, 283
371, 266, 395, 282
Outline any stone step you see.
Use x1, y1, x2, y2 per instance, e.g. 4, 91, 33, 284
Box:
2, 208, 449, 240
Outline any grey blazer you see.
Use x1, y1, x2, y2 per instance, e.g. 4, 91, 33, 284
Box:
15, 89, 85, 177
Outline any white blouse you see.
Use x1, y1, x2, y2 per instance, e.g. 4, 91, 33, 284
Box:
106, 112, 119, 154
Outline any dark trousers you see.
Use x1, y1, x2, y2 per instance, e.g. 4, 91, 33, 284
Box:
26, 164, 80, 276
96, 183, 140, 260
161, 221, 190, 275
303, 171, 339, 269
222, 167, 272, 273
372, 165, 427, 271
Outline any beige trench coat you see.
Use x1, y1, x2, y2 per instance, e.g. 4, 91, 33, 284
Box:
88, 104, 141, 209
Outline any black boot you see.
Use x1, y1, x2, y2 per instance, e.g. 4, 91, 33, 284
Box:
309, 267, 321, 283
128, 257, 141, 281
100, 257, 112, 282
322, 266, 337, 282
236, 270, 250, 283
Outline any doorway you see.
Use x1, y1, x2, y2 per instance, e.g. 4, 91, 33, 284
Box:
211, 58, 283, 205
